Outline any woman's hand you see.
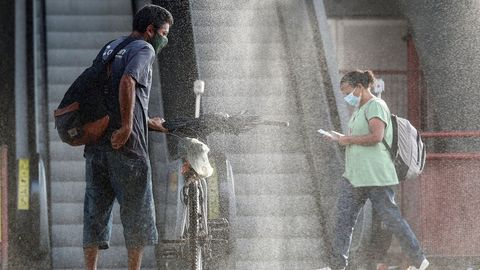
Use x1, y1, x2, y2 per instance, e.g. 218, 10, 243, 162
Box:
336, 135, 350, 146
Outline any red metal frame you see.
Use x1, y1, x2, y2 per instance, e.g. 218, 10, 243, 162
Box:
0, 146, 8, 266
407, 37, 423, 128
421, 130, 480, 138
403, 36, 480, 258
421, 131, 480, 160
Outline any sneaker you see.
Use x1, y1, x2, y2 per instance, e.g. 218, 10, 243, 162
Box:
407, 259, 430, 270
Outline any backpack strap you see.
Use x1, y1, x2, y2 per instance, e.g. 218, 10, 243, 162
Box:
102, 36, 137, 64
364, 106, 396, 160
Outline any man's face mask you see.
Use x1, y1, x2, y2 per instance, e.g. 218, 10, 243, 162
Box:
344, 87, 361, 107
150, 32, 168, 54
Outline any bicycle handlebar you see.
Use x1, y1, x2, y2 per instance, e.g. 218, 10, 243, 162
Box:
164, 112, 289, 138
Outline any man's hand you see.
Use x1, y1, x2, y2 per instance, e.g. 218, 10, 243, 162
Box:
148, 117, 169, 133
111, 126, 132, 149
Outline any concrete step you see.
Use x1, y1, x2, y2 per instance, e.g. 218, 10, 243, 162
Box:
202, 95, 297, 117
51, 181, 85, 203
49, 140, 84, 162
48, 83, 70, 103
51, 245, 156, 269
228, 153, 309, 174
234, 173, 315, 196
207, 129, 304, 154
56, 269, 157, 270
235, 216, 321, 238
50, 160, 85, 182
51, 202, 121, 225
236, 194, 318, 217
47, 32, 126, 49
48, 66, 89, 85
190, 0, 279, 11
192, 9, 279, 27
198, 59, 288, 79
236, 260, 323, 270
48, 49, 98, 67
235, 237, 322, 261
194, 26, 282, 44
49, 78, 289, 101
196, 42, 286, 61
52, 224, 125, 247
201, 77, 289, 97
46, 0, 131, 15
47, 15, 131, 32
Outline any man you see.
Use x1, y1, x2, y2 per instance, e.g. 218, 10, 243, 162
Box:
82, 5, 173, 270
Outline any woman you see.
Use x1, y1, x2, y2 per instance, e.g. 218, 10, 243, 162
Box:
319, 70, 429, 270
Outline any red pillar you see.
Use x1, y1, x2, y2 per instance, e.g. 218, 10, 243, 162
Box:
0, 146, 8, 268
407, 36, 423, 128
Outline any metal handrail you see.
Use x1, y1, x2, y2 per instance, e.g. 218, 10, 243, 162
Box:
420, 131, 480, 160
421, 131, 480, 138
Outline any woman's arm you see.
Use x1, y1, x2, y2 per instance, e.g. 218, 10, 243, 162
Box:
337, 117, 385, 146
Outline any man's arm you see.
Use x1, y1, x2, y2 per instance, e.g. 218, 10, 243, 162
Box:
111, 74, 136, 149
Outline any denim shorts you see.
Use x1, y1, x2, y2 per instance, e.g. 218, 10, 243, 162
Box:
83, 151, 158, 249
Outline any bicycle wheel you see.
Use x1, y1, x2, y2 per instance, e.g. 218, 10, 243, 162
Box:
188, 181, 203, 270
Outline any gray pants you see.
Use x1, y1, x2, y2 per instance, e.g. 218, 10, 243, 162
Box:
330, 178, 425, 269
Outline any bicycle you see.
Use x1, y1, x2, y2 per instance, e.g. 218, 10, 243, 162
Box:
157, 112, 288, 270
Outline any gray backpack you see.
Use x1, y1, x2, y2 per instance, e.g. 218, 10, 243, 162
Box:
383, 115, 426, 181
365, 111, 426, 181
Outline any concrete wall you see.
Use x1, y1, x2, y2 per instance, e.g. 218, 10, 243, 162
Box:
328, 19, 409, 117
324, 0, 402, 18
399, 0, 480, 151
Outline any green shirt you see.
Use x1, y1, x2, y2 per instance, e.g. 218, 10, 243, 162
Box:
343, 98, 398, 187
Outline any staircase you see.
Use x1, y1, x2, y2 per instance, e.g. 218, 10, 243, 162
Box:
46, 0, 156, 268
190, 0, 333, 269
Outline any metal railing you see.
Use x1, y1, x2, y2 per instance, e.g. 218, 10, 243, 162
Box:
421, 131, 480, 160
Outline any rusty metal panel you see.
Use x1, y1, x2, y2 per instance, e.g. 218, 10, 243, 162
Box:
0, 146, 8, 266
403, 159, 480, 257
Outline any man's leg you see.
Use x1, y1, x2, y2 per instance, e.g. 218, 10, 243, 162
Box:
128, 246, 144, 270
330, 178, 367, 269
107, 152, 158, 266
368, 186, 425, 267
84, 246, 99, 270
83, 152, 115, 269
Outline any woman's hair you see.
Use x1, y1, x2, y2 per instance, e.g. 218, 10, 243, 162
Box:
340, 70, 375, 89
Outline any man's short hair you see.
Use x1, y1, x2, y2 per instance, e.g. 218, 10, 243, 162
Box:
133, 5, 173, 33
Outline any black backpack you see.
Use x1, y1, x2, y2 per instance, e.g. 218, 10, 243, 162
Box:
53, 37, 135, 146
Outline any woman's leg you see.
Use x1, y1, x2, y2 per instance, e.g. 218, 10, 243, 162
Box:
330, 178, 368, 269
368, 186, 425, 267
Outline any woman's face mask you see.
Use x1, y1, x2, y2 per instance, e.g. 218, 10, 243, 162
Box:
344, 87, 361, 107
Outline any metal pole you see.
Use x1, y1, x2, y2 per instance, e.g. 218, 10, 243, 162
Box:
193, 80, 204, 119
15, 0, 29, 159
312, 0, 349, 133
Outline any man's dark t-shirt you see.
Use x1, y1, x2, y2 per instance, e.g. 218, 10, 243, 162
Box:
85, 36, 156, 159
